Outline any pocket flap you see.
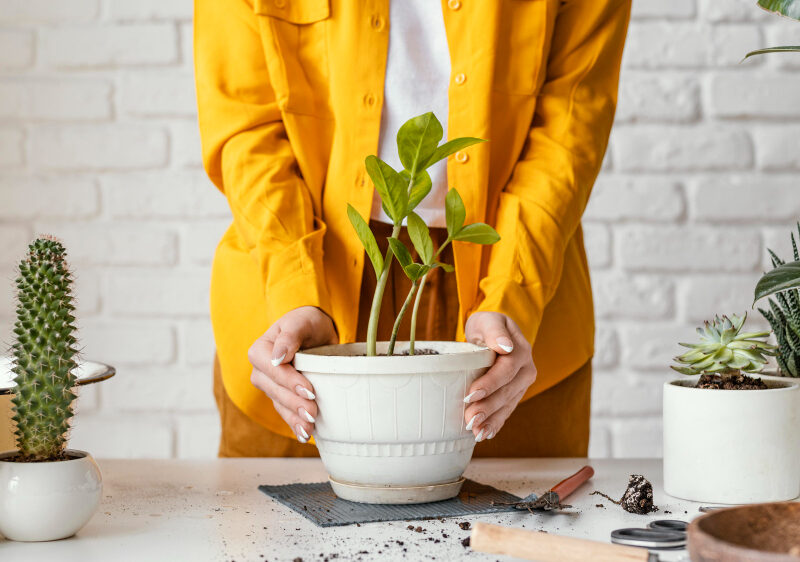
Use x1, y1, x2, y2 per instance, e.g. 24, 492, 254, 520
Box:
254, 0, 330, 24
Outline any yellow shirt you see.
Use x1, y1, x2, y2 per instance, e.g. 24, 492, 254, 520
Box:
195, 0, 631, 438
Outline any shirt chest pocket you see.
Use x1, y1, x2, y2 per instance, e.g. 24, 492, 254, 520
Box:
493, 0, 556, 96
254, 0, 332, 116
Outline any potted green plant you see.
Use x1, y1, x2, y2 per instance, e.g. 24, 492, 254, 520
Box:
293, 112, 500, 504
663, 313, 800, 503
745, 1, 800, 59
755, 223, 800, 377
0, 237, 103, 541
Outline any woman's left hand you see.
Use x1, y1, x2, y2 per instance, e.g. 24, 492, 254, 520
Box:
463, 311, 537, 442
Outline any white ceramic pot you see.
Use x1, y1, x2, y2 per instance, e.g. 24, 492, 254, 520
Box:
294, 341, 495, 504
0, 449, 102, 541
663, 376, 800, 504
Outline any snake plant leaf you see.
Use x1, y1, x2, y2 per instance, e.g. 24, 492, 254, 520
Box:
401, 170, 432, 213
754, 261, 800, 304
347, 204, 383, 277
445, 188, 466, 238
365, 155, 408, 224
757, 0, 800, 20
403, 263, 431, 282
387, 238, 413, 269
745, 45, 800, 59
406, 212, 434, 264
453, 222, 500, 245
397, 112, 443, 173
423, 137, 486, 169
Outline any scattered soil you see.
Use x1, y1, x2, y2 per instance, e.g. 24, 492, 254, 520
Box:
461, 537, 471, 548
697, 373, 768, 390
591, 474, 658, 515
458, 522, 471, 530
398, 348, 438, 355
407, 525, 425, 533
595, 504, 605, 508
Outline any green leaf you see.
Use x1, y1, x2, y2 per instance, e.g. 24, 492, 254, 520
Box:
365, 155, 408, 223
387, 238, 413, 269
754, 261, 800, 304
757, 0, 800, 20
396, 112, 443, 173
435, 262, 454, 273
347, 204, 383, 277
403, 263, 431, 282
406, 212, 434, 264
453, 222, 500, 245
745, 45, 800, 59
445, 188, 466, 238
401, 170, 432, 212
423, 137, 486, 169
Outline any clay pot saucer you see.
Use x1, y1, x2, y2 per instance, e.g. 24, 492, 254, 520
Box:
688, 502, 800, 561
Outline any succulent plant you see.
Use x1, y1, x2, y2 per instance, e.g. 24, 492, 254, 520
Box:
10, 237, 79, 461
671, 313, 775, 376
757, 224, 800, 377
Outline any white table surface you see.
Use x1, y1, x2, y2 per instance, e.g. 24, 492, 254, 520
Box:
1, 458, 701, 561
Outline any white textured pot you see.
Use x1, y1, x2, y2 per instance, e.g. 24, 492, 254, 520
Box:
294, 341, 495, 504
0, 449, 102, 541
663, 376, 800, 504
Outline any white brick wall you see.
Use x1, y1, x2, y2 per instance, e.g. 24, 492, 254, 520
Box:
0, 0, 796, 460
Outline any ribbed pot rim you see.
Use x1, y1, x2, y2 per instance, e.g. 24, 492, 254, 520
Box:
294, 341, 495, 375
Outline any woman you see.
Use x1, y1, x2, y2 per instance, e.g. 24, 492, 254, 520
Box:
195, 0, 630, 457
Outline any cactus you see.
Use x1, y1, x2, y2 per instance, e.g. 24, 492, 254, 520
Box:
10, 237, 79, 461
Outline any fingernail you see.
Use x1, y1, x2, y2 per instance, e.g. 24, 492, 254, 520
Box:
486, 430, 495, 440
297, 434, 308, 444
296, 424, 309, 440
465, 413, 484, 431
475, 428, 486, 443
496, 337, 513, 353
296, 385, 316, 400
300, 408, 315, 423
463, 390, 486, 404
271, 352, 286, 367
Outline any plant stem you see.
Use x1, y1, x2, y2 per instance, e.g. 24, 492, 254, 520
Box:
366, 224, 402, 356
408, 239, 451, 355
387, 280, 420, 355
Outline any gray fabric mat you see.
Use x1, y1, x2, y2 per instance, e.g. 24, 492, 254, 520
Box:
258, 479, 522, 527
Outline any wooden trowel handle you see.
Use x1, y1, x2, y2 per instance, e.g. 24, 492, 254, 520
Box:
551, 465, 594, 500
470, 523, 650, 562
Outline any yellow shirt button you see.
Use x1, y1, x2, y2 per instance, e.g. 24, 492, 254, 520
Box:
370, 14, 385, 31
363, 93, 376, 107
455, 151, 469, 163
274, 0, 286, 8
454, 73, 466, 85
448, 0, 462, 10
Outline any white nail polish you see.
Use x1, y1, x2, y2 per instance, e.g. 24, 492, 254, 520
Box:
296, 425, 309, 440
301, 408, 316, 423
271, 353, 286, 367
464, 391, 477, 404
466, 414, 479, 431
498, 343, 513, 353
487, 430, 495, 440
297, 435, 308, 444
475, 428, 485, 442
296, 385, 316, 400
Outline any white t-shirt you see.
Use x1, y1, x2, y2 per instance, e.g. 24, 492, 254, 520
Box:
371, 0, 451, 227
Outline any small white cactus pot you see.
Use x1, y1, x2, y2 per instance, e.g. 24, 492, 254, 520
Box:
294, 341, 495, 504
663, 375, 800, 504
0, 449, 102, 541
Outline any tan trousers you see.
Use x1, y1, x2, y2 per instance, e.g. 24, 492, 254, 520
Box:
214, 221, 592, 457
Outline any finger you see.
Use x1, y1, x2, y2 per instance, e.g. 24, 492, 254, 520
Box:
248, 338, 317, 399
463, 354, 518, 404
474, 390, 524, 442
466, 313, 514, 355
272, 400, 315, 444
464, 379, 519, 424
251, 368, 318, 424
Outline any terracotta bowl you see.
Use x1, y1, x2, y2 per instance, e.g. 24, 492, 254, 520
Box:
688, 502, 800, 561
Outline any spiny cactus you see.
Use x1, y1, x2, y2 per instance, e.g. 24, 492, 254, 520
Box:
672, 313, 775, 376
759, 223, 800, 377
11, 237, 79, 461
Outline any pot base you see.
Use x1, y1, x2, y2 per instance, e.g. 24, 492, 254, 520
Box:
330, 476, 465, 504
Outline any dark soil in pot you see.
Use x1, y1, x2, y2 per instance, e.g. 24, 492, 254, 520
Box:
697, 373, 768, 390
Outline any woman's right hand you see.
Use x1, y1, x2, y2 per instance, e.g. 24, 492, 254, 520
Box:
247, 306, 338, 442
